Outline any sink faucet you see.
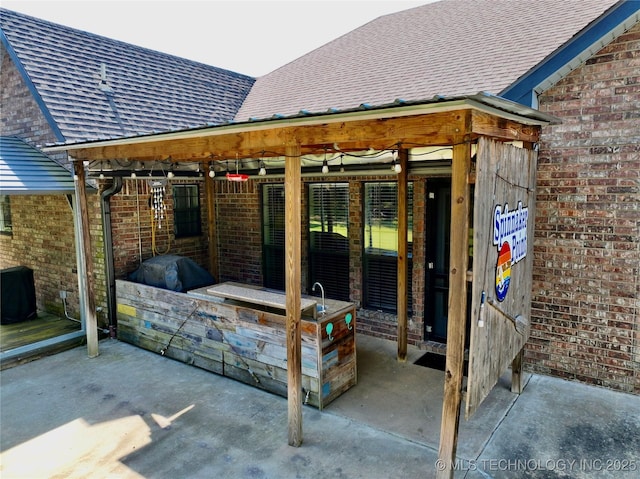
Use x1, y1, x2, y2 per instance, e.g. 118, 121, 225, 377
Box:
312, 282, 326, 314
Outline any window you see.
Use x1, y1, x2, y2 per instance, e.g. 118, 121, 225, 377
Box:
308, 183, 349, 301
261, 184, 285, 290
0, 195, 12, 235
363, 182, 413, 313
173, 184, 201, 238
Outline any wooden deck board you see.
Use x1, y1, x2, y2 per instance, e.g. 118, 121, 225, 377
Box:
0, 313, 81, 352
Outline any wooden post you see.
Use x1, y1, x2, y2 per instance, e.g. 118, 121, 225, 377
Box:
397, 148, 409, 362
284, 143, 303, 447
73, 161, 99, 358
436, 134, 472, 478
511, 349, 524, 394
205, 166, 219, 282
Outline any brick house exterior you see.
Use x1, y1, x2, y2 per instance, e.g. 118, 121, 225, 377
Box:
529, 22, 640, 394
1, 7, 253, 342
2, 3, 637, 395
0, 45, 104, 321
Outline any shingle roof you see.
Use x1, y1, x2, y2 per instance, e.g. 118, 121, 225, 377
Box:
0, 136, 76, 194
236, 0, 620, 121
0, 8, 255, 143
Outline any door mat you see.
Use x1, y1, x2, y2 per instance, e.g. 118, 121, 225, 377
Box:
414, 352, 468, 376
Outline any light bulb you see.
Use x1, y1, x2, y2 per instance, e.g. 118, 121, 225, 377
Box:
322, 160, 329, 174
167, 170, 174, 179
394, 162, 402, 174
130, 171, 137, 179
208, 166, 216, 178
99, 173, 105, 179
259, 166, 266, 176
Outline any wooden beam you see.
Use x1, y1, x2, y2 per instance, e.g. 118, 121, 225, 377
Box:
471, 110, 540, 144
205, 168, 219, 281
397, 148, 409, 362
73, 161, 99, 358
436, 119, 472, 479
284, 142, 303, 447
68, 111, 467, 162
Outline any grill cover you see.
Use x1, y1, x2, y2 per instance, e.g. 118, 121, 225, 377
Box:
128, 255, 215, 292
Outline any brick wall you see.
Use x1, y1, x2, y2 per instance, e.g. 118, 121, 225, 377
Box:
530, 23, 640, 394
109, 178, 211, 280
0, 195, 78, 315
214, 179, 265, 285
0, 193, 105, 324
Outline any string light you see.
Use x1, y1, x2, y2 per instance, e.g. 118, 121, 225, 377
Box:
258, 151, 267, 176
392, 150, 402, 174
208, 164, 216, 178
321, 147, 329, 174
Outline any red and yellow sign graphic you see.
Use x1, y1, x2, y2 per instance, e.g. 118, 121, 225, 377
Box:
495, 239, 512, 302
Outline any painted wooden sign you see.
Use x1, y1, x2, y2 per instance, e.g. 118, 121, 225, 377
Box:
466, 138, 537, 418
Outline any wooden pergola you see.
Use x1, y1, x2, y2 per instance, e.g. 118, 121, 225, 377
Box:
49, 94, 555, 478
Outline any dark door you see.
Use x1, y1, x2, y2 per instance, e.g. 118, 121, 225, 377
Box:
424, 179, 451, 342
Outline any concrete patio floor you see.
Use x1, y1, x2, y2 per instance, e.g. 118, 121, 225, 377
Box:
1, 334, 638, 478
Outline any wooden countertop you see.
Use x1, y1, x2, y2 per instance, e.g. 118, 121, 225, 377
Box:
187, 282, 354, 321
206, 282, 318, 311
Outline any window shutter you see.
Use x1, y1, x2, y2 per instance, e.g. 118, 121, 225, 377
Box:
363, 182, 413, 313
262, 184, 286, 290
308, 183, 350, 301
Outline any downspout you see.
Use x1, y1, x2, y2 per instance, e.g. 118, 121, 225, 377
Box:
101, 177, 123, 338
